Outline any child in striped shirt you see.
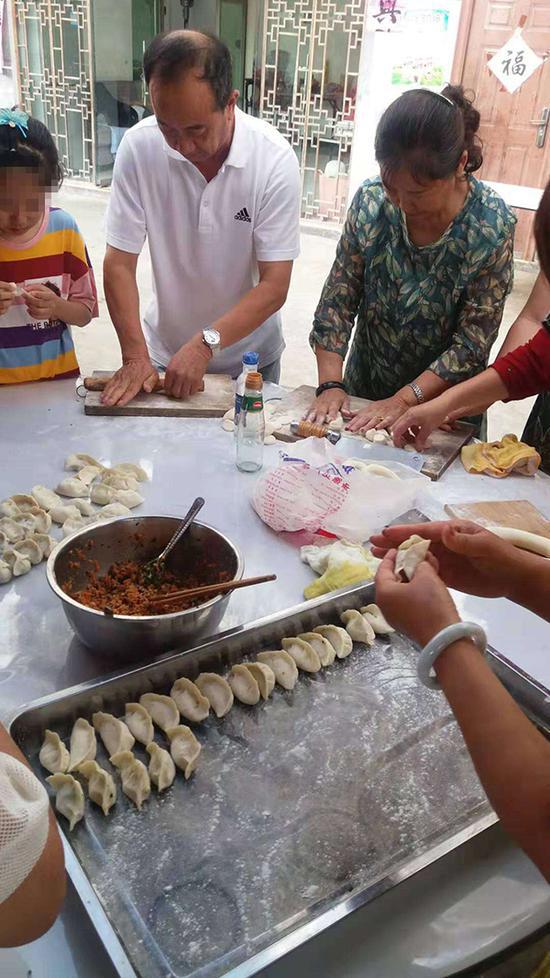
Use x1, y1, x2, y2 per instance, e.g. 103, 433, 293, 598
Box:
0, 109, 98, 384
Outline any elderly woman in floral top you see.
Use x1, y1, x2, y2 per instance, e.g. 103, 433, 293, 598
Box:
307, 85, 516, 432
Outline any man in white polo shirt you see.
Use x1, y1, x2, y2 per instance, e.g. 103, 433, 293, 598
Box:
102, 30, 300, 405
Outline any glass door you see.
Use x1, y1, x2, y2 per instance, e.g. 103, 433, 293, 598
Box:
219, 0, 247, 98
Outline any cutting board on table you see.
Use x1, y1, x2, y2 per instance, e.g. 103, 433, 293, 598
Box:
445, 500, 550, 538
84, 371, 234, 418
270, 385, 475, 482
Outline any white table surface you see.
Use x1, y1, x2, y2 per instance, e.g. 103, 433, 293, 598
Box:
1, 378, 549, 978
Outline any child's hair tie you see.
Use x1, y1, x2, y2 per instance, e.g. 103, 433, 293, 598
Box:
0, 107, 29, 139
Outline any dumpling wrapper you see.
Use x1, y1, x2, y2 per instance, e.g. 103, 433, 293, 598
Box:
195, 673, 234, 718
4, 549, 32, 577
100, 472, 139, 492
166, 725, 201, 779
0, 560, 12, 584
90, 483, 116, 506
243, 662, 275, 699
13, 538, 43, 565
124, 703, 154, 746
298, 631, 336, 666
29, 532, 55, 559
257, 650, 299, 690
113, 489, 144, 509
340, 609, 376, 645
0, 517, 26, 543
50, 503, 82, 525
92, 712, 135, 756
14, 509, 52, 534
228, 664, 260, 705
31, 486, 63, 511
39, 730, 70, 774
110, 750, 151, 810
78, 760, 117, 815
170, 677, 210, 723
146, 742, 176, 792
65, 453, 103, 472
96, 502, 132, 521
139, 692, 180, 732
313, 625, 353, 659
56, 478, 90, 499
71, 498, 96, 517
62, 516, 90, 538
112, 462, 148, 483
281, 637, 321, 673
395, 534, 431, 581
68, 717, 97, 772
360, 603, 395, 635
10, 494, 38, 512
46, 773, 85, 830
0, 498, 22, 518
76, 464, 102, 486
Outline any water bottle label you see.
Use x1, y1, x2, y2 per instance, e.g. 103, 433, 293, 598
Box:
243, 394, 263, 412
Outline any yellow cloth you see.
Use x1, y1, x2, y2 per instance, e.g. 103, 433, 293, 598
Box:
461, 433, 541, 479
304, 562, 374, 600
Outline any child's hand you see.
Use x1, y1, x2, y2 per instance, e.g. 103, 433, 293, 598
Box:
0, 281, 17, 314
22, 284, 61, 321
375, 550, 460, 648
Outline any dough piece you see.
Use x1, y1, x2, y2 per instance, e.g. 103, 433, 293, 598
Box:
0, 517, 26, 543
50, 503, 82, 525
112, 463, 148, 483
373, 429, 392, 445
139, 692, 180, 732
31, 485, 62, 511
97, 502, 132, 521
281, 637, 322, 673
489, 526, 550, 558
10, 494, 38, 512
110, 750, 151, 810
228, 664, 260, 705
71, 498, 97, 517
360, 603, 395, 635
92, 712, 135, 756
340, 609, 376, 645
243, 662, 275, 699
395, 534, 431, 581
3, 549, 32, 577
68, 717, 97, 772
124, 703, 154, 746
46, 773, 85, 830
29, 532, 55, 559
100, 472, 139, 493
78, 760, 117, 815
166, 725, 201, 779
170, 677, 210, 723
403, 443, 417, 453
90, 483, 116, 506
195, 673, 234, 718
328, 413, 345, 432
65, 453, 103, 472
363, 463, 400, 480
62, 516, 90, 538
257, 650, 299, 690
76, 464, 101, 486
298, 631, 336, 666
146, 742, 176, 792
0, 560, 12, 584
221, 418, 235, 432
364, 428, 377, 443
113, 489, 144, 510
39, 730, 70, 774
223, 407, 235, 422
0, 498, 22, 518
56, 478, 90, 499
264, 434, 277, 445
314, 624, 353, 659
12, 538, 42, 565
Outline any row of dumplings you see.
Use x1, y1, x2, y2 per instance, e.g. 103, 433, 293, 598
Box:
0, 454, 149, 584
40, 605, 394, 830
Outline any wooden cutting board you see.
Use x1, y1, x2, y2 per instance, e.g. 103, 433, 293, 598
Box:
270, 385, 475, 482
84, 371, 234, 418
445, 500, 550, 539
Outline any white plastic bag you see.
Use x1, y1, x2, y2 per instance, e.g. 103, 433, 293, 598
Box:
252, 439, 430, 542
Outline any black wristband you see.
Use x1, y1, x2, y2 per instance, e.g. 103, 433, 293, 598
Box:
316, 381, 347, 397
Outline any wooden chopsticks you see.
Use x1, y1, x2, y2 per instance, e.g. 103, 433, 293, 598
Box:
149, 574, 276, 611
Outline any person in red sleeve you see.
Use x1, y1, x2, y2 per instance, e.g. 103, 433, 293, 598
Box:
391, 180, 550, 458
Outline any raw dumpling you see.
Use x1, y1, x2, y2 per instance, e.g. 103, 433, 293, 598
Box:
124, 703, 154, 746
243, 662, 275, 699
68, 717, 97, 772
65, 453, 103, 472
195, 673, 234, 718
257, 650, 299, 690
0, 517, 26, 543
112, 462, 148, 482
314, 625, 353, 659
76, 465, 101, 486
113, 489, 144, 509
4, 549, 32, 577
39, 730, 70, 774
71, 498, 96, 517
10, 494, 38, 512
298, 631, 336, 666
110, 750, 151, 810
96, 503, 132, 521
170, 677, 210, 723
50, 503, 82, 525
360, 603, 395, 635
92, 712, 135, 756
29, 532, 55, 559
14, 509, 52, 534
90, 483, 116, 506
56, 478, 89, 499
166, 725, 201, 779
0, 498, 21, 518
46, 773, 85, 830
12, 538, 42, 565
100, 472, 140, 492
281, 637, 321, 673
78, 759, 117, 815
0, 560, 12, 583
62, 516, 90, 538
146, 742, 176, 792
395, 534, 431, 582
340, 609, 376, 645
31, 486, 62, 511
228, 664, 260, 705
139, 692, 180, 732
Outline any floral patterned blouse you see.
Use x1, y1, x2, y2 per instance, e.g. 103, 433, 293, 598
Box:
311, 177, 516, 400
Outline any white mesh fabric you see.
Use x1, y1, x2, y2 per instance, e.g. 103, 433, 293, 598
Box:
0, 753, 50, 904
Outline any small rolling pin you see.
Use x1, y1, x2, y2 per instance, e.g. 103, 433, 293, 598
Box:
83, 375, 205, 394
290, 420, 342, 444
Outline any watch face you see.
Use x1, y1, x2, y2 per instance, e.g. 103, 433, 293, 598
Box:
203, 329, 220, 348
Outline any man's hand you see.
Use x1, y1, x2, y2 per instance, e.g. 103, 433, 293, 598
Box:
22, 284, 61, 321
371, 519, 526, 600
345, 389, 415, 433
164, 334, 212, 399
375, 550, 460, 648
0, 281, 16, 315
101, 358, 159, 406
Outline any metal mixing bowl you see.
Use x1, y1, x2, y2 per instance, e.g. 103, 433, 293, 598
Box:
47, 516, 244, 660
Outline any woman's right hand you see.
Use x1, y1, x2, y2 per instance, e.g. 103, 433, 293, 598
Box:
0, 281, 17, 315
391, 400, 450, 449
305, 388, 350, 425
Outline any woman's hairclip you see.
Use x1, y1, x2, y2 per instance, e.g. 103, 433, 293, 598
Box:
0, 107, 29, 138
434, 90, 455, 107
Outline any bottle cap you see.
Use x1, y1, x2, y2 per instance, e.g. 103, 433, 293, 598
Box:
245, 371, 263, 391
243, 351, 259, 366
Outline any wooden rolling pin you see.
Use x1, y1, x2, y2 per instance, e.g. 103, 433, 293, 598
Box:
83, 375, 205, 394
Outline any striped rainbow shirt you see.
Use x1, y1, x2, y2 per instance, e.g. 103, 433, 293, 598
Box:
0, 207, 98, 384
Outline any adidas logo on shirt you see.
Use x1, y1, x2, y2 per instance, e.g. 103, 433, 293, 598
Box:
234, 207, 251, 223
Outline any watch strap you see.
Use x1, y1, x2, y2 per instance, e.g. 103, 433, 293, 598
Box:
316, 381, 347, 397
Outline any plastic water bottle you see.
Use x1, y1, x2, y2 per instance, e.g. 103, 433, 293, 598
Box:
236, 372, 265, 472
234, 351, 260, 432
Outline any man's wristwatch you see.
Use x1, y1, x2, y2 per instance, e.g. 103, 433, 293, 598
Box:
201, 328, 221, 357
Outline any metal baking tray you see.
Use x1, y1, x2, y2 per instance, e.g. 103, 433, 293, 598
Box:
10, 582, 549, 978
